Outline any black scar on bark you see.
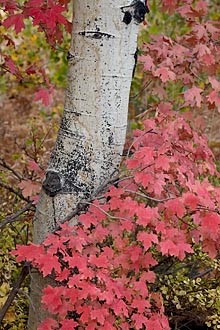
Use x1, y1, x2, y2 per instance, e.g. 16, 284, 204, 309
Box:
42, 171, 63, 197
67, 51, 74, 60
122, 1, 150, 25
132, 47, 138, 77
133, 1, 150, 23
123, 11, 132, 25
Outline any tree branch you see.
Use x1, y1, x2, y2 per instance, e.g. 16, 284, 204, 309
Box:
0, 180, 30, 203
0, 202, 34, 230
0, 158, 23, 181
0, 262, 31, 324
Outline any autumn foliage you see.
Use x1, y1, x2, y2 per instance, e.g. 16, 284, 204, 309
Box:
1, 0, 220, 329
13, 108, 220, 329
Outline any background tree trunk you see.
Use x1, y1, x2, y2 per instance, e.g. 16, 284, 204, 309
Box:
27, 0, 147, 328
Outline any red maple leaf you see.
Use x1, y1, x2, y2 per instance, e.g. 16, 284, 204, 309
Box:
37, 252, 61, 276
136, 206, 159, 226
184, 86, 203, 107
139, 54, 155, 71
90, 307, 109, 325
164, 198, 186, 218
63, 252, 87, 272
42, 286, 64, 314
200, 213, 220, 240
132, 313, 148, 329
89, 254, 109, 268
111, 299, 128, 317
131, 298, 151, 313
78, 304, 92, 323
137, 232, 158, 250
38, 317, 58, 330
60, 319, 78, 330
207, 90, 220, 112
34, 87, 52, 106
154, 67, 176, 83
11, 243, 44, 262
209, 76, 220, 90
18, 179, 41, 197
3, 13, 25, 33
4, 57, 22, 79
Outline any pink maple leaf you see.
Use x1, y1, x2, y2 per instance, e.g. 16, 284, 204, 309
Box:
164, 198, 186, 218
139, 54, 155, 71
184, 86, 203, 107
34, 87, 52, 107
209, 77, 220, 90
38, 317, 58, 330
155, 155, 170, 171
207, 90, 220, 112
42, 286, 64, 314
89, 254, 109, 268
18, 179, 41, 197
136, 206, 159, 227
11, 243, 44, 262
182, 192, 200, 209
60, 319, 78, 330
112, 299, 128, 317
154, 67, 176, 82
134, 172, 153, 188
37, 253, 61, 276
90, 307, 109, 325
159, 239, 193, 260
132, 313, 148, 329
200, 213, 220, 240
137, 232, 158, 250
131, 298, 150, 314
28, 160, 40, 171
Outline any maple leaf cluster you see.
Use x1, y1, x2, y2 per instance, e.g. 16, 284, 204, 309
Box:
1, 0, 71, 42
12, 108, 220, 329
139, 0, 220, 113
1, 0, 71, 106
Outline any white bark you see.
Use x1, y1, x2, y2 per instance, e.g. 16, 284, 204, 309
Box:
28, 0, 148, 328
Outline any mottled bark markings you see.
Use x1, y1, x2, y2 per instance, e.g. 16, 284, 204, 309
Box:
38, 0, 147, 234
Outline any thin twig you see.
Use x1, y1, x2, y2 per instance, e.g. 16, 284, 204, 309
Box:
0, 158, 23, 180
192, 268, 213, 279
58, 173, 123, 226
0, 180, 30, 203
57, 199, 129, 230
0, 202, 34, 230
58, 202, 89, 224
124, 189, 174, 203
0, 262, 31, 324
82, 201, 129, 222
130, 79, 152, 99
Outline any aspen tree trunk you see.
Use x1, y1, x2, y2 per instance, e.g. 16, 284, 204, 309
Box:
27, 0, 148, 328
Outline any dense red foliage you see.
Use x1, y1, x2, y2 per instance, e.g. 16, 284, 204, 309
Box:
13, 109, 220, 329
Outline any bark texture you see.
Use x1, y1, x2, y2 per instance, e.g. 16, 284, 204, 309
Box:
28, 0, 147, 328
